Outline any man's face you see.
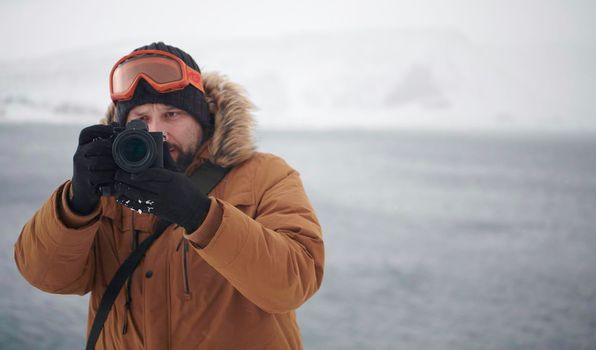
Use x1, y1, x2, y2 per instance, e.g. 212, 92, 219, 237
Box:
126, 103, 203, 171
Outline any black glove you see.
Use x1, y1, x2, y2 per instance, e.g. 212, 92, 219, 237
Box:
114, 141, 211, 233
70, 124, 118, 215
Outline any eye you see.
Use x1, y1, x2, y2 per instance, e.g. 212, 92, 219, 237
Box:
166, 111, 180, 119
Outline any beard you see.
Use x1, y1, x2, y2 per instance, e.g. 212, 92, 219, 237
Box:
171, 136, 203, 172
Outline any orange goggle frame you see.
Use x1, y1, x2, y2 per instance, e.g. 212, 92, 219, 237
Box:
109, 49, 205, 102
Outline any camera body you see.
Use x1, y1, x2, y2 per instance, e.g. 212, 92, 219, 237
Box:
100, 119, 164, 196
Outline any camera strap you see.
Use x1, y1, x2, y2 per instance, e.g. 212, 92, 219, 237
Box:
85, 160, 233, 350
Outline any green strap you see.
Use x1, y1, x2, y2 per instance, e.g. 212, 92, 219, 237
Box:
190, 160, 232, 194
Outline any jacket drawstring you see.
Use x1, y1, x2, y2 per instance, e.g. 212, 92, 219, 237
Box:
123, 229, 139, 334
176, 237, 191, 297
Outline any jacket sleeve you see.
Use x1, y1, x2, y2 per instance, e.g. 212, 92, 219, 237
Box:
14, 180, 101, 295
184, 155, 325, 314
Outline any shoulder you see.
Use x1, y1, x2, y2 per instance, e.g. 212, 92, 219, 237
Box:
223, 151, 298, 200
240, 151, 297, 180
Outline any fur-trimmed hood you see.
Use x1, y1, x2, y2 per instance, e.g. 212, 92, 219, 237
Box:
100, 72, 257, 169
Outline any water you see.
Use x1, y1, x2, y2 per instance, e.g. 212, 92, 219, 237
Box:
1, 124, 596, 349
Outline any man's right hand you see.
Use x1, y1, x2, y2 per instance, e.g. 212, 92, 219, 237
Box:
69, 124, 117, 215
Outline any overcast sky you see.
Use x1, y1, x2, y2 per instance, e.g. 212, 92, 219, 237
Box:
1, 0, 594, 61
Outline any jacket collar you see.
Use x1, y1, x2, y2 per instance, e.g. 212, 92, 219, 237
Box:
101, 71, 257, 169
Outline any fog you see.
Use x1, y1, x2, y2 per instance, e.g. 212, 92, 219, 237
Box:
1, 0, 594, 131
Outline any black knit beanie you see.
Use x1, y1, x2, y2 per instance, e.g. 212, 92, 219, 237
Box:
115, 42, 214, 139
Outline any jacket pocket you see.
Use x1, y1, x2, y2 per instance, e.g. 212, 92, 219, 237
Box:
225, 190, 255, 217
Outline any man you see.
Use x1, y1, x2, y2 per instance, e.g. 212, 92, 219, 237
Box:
14, 42, 324, 349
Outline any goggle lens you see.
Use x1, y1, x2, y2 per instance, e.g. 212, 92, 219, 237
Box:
112, 54, 183, 95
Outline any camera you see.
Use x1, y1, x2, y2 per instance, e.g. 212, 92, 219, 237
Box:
100, 119, 164, 196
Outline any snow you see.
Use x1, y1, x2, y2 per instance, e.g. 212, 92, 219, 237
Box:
0, 28, 594, 132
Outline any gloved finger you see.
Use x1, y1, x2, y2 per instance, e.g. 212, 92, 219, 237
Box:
114, 181, 143, 199
86, 154, 117, 169
162, 141, 181, 172
81, 139, 113, 157
90, 170, 116, 186
79, 124, 115, 145
114, 170, 135, 185
83, 157, 115, 171
113, 180, 158, 199
113, 174, 168, 196
116, 194, 156, 215
115, 167, 173, 184
116, 194, 142, 212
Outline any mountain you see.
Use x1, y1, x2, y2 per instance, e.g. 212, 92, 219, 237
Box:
0, 28, 594, 132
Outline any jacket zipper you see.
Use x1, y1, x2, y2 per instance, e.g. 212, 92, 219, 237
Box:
176, 237, 192, 298
183, 239, 191, 297
123, 225, 139, 334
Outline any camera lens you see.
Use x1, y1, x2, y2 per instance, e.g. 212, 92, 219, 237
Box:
121, 136, 147, 163
112, 128, 158, 173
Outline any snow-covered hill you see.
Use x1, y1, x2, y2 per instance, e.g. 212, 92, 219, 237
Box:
0, 28, 594, 131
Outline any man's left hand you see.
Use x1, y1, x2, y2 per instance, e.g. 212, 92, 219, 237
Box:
114, 142, 211, 233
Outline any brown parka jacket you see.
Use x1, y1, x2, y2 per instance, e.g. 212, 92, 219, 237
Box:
14, 72, 325, 349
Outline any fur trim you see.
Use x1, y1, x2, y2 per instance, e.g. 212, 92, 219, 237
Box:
100, 72, 257, 168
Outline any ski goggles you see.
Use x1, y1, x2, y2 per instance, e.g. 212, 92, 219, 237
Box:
109, 49, 205, 102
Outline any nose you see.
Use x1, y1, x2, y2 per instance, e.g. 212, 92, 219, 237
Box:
146, 119, 169, 140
